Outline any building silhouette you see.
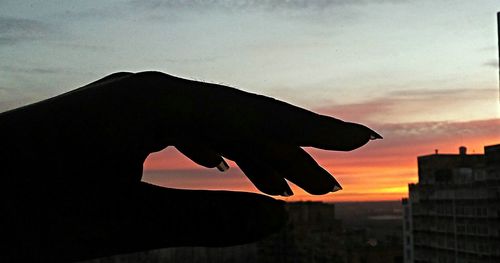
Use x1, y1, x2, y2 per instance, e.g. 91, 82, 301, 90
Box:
403, 144, 500, 263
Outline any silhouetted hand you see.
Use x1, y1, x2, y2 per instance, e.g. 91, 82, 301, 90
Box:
0, 71, 381, 262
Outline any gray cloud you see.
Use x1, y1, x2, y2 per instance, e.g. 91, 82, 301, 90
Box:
128, 0, 406, 25
0, 86, 37, 113
0, 86, 25, 98
387, 88, 494, 99
0, 16, 109, 51
0, 16, 52, 45
0, 86, 11, 96
376, 119, 500, 139
483, 59, 498, 68
0, 65, 65, 75
478, 45, 497, 52
160, 55, 223, 64
52, 3, 130, 21
130, 0, 405, 11
48, 0, 406, 26
52, 42, 110, 52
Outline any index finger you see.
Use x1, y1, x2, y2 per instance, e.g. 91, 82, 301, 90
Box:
251, 98, 383, 150
124, 72, 382, 151
177, 76, 382, 150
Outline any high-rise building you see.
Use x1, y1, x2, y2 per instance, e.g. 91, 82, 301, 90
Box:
403, 144, 500, 263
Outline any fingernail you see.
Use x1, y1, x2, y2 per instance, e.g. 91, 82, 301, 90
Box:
282, 189, 294, 197
370, 132, 383, 140
216, 159, 229, 172
331, 184, 343, 192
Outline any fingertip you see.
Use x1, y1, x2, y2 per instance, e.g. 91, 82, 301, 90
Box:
302, 175, 337, 195
176, 144, 224, 169
331, 184, 342, 193
300, 116, 381, 151
236, 159, 293, 197
281, 184, 294, 197
370, 131, 383, 140
216, 159, 230, 172
261, 144, 340, 195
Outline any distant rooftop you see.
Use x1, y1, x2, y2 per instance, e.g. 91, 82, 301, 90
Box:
418, 144, 500, 159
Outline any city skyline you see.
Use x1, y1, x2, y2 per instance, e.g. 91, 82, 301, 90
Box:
1, 1, 499, 201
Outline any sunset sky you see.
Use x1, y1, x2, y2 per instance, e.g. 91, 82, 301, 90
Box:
1, 0, 499, 201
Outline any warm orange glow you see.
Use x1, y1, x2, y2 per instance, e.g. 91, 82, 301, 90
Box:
143, 118, 500, 202
144, 147, 197, 169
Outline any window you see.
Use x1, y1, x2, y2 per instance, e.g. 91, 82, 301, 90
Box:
435, 169, 452, 183
457, 168, 473, 183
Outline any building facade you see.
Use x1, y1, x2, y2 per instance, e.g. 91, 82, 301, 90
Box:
403, 144, 500, 263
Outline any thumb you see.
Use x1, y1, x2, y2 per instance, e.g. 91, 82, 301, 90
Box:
132, 183, 287, 246
71, 183, 287, 261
